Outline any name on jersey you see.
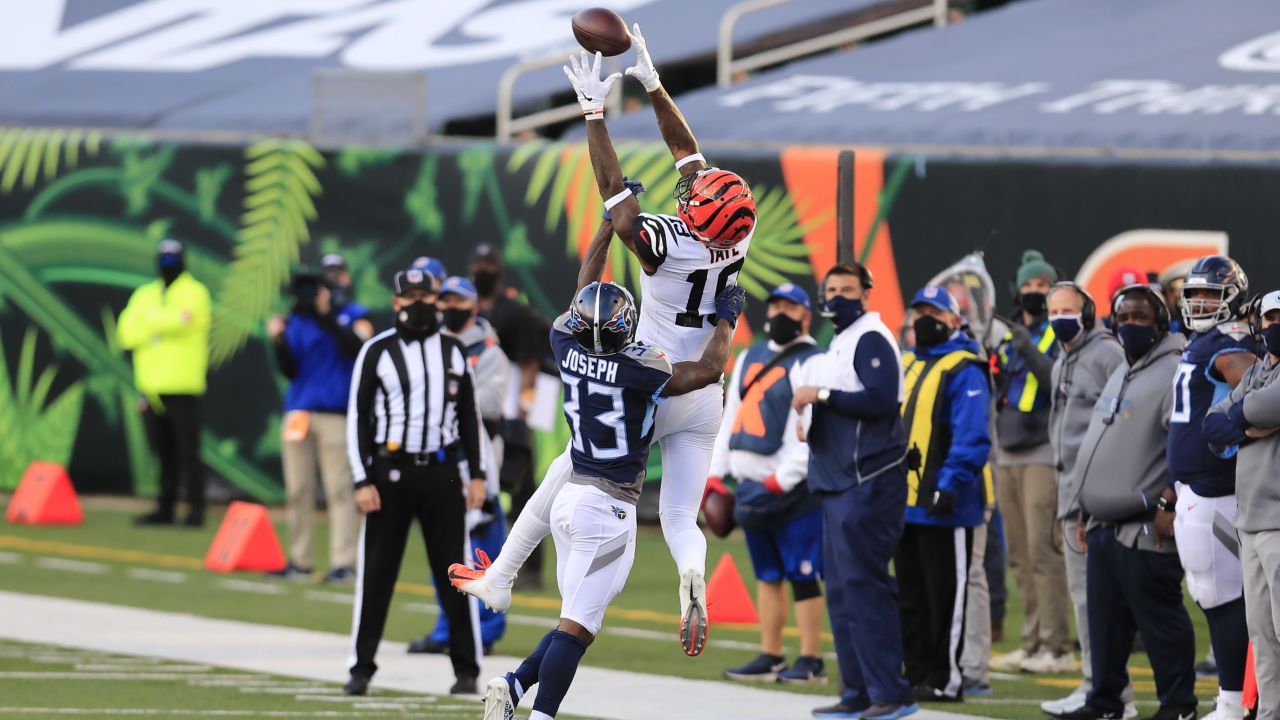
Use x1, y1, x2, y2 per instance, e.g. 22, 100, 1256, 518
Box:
561, 348, 620, 384
709, 247, 742, 264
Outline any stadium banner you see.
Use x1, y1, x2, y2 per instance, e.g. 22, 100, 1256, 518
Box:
1, 133, 1277, 500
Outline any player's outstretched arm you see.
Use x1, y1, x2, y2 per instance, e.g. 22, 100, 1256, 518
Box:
625, 24, 705, 174
663, 285, 745, 397
578, 219, 613, 292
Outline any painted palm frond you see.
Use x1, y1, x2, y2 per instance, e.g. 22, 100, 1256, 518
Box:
404, 155, 444, 240
739, 186, 828, 298
209, 140, 325, 366
0, 128, 102, 193
0, 328, 85, 489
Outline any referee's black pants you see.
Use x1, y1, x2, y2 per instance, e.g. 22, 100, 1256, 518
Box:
145, 394, 204, 522
350, 459, 479, 681
895, 523, 973, 697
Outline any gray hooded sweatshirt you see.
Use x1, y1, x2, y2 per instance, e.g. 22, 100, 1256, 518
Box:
1206, 355, 1280, 533
1073, 332, 1186, 553
446, 318, 511, 426
1050, 328, 1126, 518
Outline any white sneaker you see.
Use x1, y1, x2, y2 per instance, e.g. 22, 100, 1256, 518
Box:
1040, 686, 1088, 715
988, 648, 1029, 672
1202, 694, 1246, 720
678, 569, 708, 657
1021, 650, 1077, 674
1122, 703, 1138, 719
482, 676, 515, 720
447, 564, 512, 612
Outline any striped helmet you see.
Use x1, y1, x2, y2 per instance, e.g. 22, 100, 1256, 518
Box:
673, 168, 756, 250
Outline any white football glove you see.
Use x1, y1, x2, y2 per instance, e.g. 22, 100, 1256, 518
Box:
563, 50, 622, 116
624, 23, 661, 92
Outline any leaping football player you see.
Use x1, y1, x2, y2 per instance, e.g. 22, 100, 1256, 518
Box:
450, 27, 757, 658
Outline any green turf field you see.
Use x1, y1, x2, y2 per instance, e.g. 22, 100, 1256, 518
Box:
0, 499, 1224, 718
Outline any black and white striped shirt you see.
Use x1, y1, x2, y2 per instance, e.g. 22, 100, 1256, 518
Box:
346, 327, 485, 484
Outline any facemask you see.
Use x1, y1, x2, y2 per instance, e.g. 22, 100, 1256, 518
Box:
1116, 323, 1159, 360
397, 301, 438, 335
1020, 291, 1047, 317
822, 296, 865, 333
158, 254, 184, 286
765, 314, 803, 345
327, 283, 351, 310
1262, 325, 1280, 357
1050, 315, 1083, 345
442, 307, 472, 333
913, 316, 952, 348
472, 270, 500, 297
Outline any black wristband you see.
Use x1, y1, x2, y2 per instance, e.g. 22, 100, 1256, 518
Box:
1156, 495, 1174, 512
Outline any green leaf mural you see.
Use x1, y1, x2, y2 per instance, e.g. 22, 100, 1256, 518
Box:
0, 128, 101, 193
0, 329, 85, 489
209, 139, 325, 366
404, 155, 444, 240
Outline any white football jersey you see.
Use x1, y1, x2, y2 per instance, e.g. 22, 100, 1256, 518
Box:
633, 212, 753, 363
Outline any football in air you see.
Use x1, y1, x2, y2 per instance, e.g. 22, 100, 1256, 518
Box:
571, 8, 631, 57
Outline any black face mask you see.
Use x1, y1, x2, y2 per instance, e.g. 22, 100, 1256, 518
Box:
913, 316, 952, 348
1262, 325, 1280, 357
765, 314, 803, 345
327, 283, 351, 310
1116, 323, 1160, 360
1020, 291, 1047, 317
472, 270, 500, 297
158, 254, 184, 286
397, 301, 438, 336
442, 307, 472, 333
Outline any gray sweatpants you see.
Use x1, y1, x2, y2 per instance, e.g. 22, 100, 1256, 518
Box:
961, 520, 990, 684
1243, 530, 1280, 719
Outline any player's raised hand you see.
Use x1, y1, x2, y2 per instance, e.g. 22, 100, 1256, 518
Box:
563, 50, 622, 116
714, 284, 747, 326
624, 23, 661, 92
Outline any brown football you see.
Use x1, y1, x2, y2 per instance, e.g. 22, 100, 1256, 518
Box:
702, 488, 736, 539
571, 8, 631, 57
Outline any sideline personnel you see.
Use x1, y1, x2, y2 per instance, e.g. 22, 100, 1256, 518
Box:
793, 262, 917, 720
344, 267, 487, 697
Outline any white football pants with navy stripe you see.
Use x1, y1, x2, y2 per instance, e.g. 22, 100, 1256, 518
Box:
1173, 483, 1244, 609
551, 482, 637, 635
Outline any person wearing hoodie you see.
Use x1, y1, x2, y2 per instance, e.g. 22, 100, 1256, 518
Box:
990, 250, 1074, 675
1040, 282, 1131, 718
1058, 284, 1197, 720
896, 286, 992, 704
1204, 289, 1280, 720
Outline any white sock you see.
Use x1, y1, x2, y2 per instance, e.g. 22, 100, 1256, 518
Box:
487, 449, 570, 588
660, 508, 706, 577
529, 712, 554, 720
511, 677, 524, 701
1219, 689, 1244, 708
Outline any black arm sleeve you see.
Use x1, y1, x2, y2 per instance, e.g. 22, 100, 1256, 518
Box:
316, 313, 366, 358
452, 344, 485, 477
274, 336, 299, 380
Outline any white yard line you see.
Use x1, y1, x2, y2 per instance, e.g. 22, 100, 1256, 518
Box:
0, 551, 21, 565
216, 579, 287, 595
0, 591, 985, 720
34, 557, 108, 575
127, 567, 188, 584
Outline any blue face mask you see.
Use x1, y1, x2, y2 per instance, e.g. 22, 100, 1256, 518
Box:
823, 295, 865, 332
1262, 324, 1280, 358
1050, 315, 1083, 345
1116, 323, 1159, 360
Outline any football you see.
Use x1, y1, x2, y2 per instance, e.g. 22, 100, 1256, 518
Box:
702, 487, 736, 539
571, 7, 631, 57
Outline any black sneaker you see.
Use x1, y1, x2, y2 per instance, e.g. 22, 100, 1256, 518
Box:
1194, 658, 1217, 677
913, 684, 961, 703
343, 674, 370, 696
406, 636, 447, 654
181, 513, 204, 528
811, 701, 867, 719
134, 511, 174, 526
724, 653, 787, 682
323, 567, 355, 584
778, 656, 827, 684
1057, 706, 1124, 720
1143, 706, 1197, 720
265, 563, 313, 582
450, 675, 478, 695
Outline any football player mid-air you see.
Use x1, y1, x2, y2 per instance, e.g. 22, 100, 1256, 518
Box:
451, 25, 757, 657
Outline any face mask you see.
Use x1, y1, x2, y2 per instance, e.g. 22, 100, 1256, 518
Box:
1050, 315, 1083, 345
442, 307, 472, 333
397, 300, 438, 334
327, 283, 351, 310
765, 314, 803, 345
472, 270, 500, 297
913, 316, 952, 348
158, 254, 184, 286
1020, 291, 1047, 317
1262, 325, 1280, 357
822, 295, 865, 333
1116, 323, 1159, 360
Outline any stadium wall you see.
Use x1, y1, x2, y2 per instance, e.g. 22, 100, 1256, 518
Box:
1, 131, 1276, 499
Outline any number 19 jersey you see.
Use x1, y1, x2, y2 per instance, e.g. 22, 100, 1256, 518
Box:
633, 213, 752, 363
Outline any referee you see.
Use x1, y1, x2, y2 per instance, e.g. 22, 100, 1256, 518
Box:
344, 266, 486, 696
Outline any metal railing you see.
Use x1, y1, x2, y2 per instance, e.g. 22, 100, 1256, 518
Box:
717, 0, 948, 87
495, 49, 623, 141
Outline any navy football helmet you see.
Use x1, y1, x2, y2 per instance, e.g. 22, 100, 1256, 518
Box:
569, 282, 637, 355
1180, 255, 1248, 333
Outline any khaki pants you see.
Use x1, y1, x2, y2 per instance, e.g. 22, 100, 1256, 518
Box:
282, 411, 358, 570
1243, 530, 1280, 719
998, 462, 1071, 654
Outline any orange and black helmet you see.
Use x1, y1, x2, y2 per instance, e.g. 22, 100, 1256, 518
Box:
673, 168, 756, 250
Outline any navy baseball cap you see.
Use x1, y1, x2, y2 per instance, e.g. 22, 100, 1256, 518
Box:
439, 276, 478, 302
392, 267, 436, 296
411, 256, 448, 282
911, 285, 960, 315
767, 282, 810, 307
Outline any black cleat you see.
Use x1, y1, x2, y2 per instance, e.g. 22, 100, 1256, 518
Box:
450, 675, 478, 695
343, 674, 370, 696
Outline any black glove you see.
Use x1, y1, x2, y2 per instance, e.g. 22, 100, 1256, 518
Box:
603, 177, 647, 220
1007, 321, 1034, 352
714, 284, 747, 326
926, 489, 957, 518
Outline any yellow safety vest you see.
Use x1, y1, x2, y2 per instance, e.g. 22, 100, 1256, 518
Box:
900, 349, 990, 507
996, 325, 1057, 412
117, 273, 212, 397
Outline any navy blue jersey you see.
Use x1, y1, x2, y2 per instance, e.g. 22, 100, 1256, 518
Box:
551, 313, 674, 487
1167, 321, 1257, 497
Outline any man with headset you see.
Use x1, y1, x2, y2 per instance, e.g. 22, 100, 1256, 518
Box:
1042, 282, 1128, 717
1057, 284, 1197, 720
